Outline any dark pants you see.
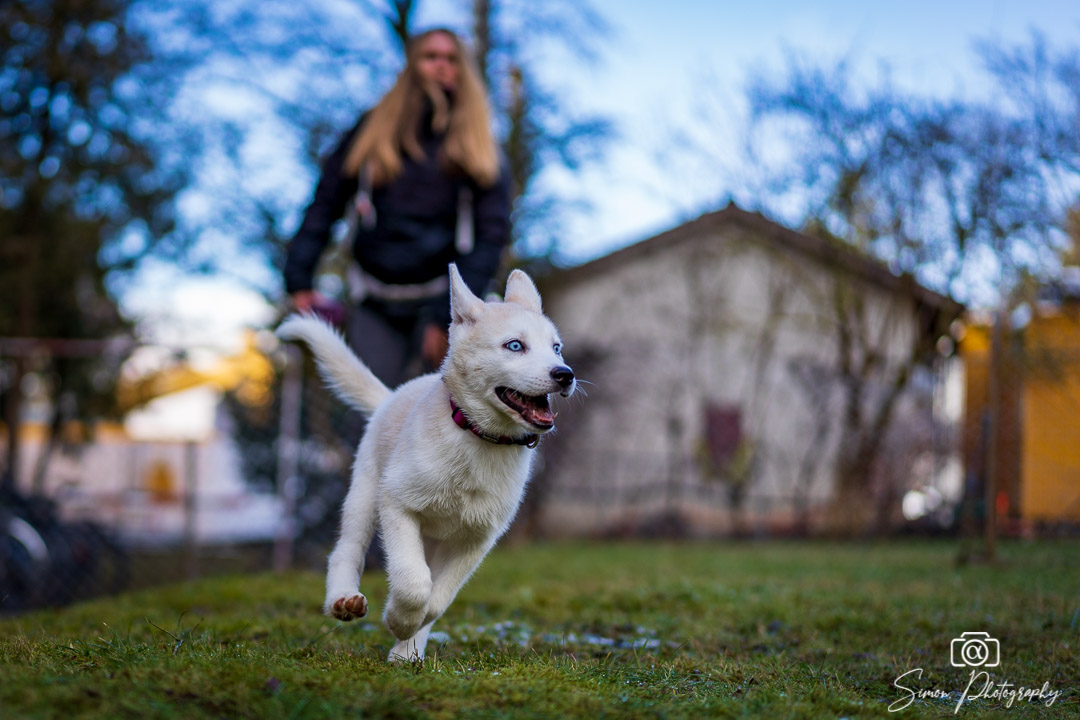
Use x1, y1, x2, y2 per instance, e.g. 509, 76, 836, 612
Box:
348, 303, 418, 389
346, 298, 447, 385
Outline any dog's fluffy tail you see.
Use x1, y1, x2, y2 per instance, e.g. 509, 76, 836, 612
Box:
276, 314, 391, 415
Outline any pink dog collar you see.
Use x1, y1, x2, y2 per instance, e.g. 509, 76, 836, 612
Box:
449, 396, 540, 448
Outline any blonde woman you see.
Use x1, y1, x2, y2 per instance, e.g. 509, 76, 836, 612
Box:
284, 28, 510, 386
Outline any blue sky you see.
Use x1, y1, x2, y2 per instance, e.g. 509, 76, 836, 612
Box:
538, 0, 1080, 260
124, 0, 1080, 346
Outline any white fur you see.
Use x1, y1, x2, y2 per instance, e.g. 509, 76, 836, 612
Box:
277, 315, 390, 415
277, 264, 575, 663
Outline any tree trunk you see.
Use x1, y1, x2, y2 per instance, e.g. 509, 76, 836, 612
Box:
472, 0, 492, 86
1, 357, 24, 494
983, 307, 1006, 562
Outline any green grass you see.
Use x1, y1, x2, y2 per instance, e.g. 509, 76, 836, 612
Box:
1, 540, 1077, 719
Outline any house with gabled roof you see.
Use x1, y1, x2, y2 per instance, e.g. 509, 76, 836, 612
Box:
525, 203, 964, 537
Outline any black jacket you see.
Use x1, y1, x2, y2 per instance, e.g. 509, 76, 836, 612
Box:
283, 110, 512, 325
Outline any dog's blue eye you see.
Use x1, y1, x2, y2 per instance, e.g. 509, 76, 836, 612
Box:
553, 344, 562, 355
505, 340, 524, 352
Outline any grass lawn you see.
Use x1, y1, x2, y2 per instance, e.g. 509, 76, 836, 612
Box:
1, 539, 1077, 719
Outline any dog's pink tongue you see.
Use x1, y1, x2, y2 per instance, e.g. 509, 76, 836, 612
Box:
526, 406, 555, 427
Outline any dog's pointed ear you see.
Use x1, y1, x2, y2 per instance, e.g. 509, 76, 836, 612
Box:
504, 269, 542, 313
449, 263, 483, 326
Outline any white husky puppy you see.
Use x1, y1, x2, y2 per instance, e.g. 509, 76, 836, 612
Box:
277, 264, 575, 662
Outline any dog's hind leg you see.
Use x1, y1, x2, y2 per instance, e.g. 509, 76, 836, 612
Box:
324, 447, 378, 621
387, 621, 434, 664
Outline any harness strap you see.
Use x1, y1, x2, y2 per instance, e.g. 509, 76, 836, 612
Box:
351, 271, 450, 303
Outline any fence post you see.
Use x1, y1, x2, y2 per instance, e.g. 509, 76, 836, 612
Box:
984, 307, 1005, 562
184, 440, 199, 580
274, 345, 303, 572
1, 356, 25, 494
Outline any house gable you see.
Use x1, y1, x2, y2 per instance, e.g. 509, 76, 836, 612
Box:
531, 203, 963, 537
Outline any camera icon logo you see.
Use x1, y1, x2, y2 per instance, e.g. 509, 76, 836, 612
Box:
950, 631, 1000, 667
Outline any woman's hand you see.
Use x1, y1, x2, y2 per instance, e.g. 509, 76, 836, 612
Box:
421, 323, 449, 370
290, 290, 325, 312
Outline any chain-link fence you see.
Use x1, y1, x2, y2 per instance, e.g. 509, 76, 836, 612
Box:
3, 309, 1079, 614
0, 340, 358, 613
525, 362, 961, 540
525, 312, 1080, 541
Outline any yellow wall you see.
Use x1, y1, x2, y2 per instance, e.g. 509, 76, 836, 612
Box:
961, 308, 1080, 523
1021, 311, 1080, 521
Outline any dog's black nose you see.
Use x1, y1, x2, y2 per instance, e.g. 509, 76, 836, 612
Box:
550, 365, 575, 389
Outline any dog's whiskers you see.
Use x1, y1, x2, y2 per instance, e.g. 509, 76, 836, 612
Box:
571, 377, 594, 399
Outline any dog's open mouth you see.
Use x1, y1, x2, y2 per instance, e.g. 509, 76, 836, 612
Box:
496, 387, 555, 430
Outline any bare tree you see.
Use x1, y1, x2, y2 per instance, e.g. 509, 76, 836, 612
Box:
733, 37, 1080, 535
468, 0, 615, 262
0, 0, 198, 490
132, 0, 400, 298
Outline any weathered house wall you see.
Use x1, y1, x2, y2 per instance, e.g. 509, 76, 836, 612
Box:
530, 204, 959, 537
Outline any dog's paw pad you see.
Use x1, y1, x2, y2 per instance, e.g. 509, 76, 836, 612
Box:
330, 594, 368, 621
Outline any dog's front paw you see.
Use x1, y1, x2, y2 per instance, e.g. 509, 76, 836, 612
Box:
327, 594, 368, 621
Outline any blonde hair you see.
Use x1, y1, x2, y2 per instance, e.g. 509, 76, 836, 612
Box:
343, 29, 500, 187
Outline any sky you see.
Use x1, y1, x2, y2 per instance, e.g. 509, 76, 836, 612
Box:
545, 0, 1080, 260
122, 0, 1080, 349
